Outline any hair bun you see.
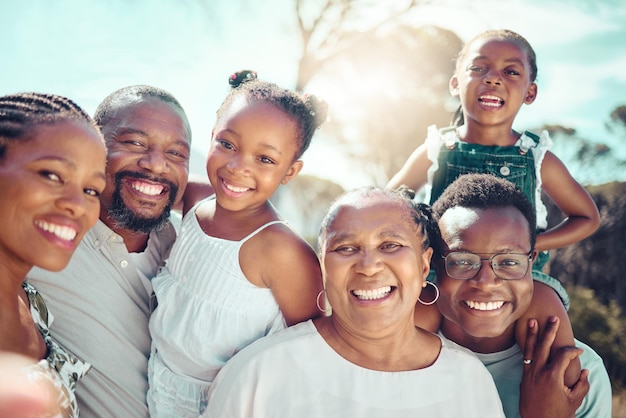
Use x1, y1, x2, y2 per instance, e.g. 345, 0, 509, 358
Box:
395, 184, 416, 200
229, 70, 258, 88
303, 93, 328, 129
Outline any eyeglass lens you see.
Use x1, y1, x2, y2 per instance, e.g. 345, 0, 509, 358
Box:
444, 252, 530, 280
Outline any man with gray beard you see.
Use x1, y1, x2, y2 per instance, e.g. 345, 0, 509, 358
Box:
27, 85, 191, 418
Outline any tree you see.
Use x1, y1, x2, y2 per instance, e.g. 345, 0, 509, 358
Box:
606, 105, 626, 138
567, 285, 626, 389
286, 0, 463, 183
293, 0, 432, 90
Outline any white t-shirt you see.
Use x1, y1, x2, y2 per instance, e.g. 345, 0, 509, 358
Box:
204, 320, 504, 418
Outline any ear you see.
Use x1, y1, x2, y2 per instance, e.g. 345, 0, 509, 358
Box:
449, 75, 460, 97
524, 83, 537, 104
421, 247, 434, 279
280, 160, 303, 185
531, 249, 539, 263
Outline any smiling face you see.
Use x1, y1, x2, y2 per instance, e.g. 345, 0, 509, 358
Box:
450, 38, 537, 129
436, 206, 534, 353
0, 120, 106, 274
320, 194, 432, 335
207, 100, 303, 214
99, 97, 191, 233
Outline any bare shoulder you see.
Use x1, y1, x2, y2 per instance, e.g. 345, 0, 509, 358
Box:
240, 221, 323, 324
239, 222, 319, 283
252, 222, 317, 261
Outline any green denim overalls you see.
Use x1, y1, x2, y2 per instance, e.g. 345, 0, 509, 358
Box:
428, 126, 569, 309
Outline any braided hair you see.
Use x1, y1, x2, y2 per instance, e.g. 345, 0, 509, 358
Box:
216, 70, 328, 159
0, 92, 101, 160
318, 185, 440, 255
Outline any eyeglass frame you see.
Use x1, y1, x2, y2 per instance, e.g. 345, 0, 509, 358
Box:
439, 250, 534, 280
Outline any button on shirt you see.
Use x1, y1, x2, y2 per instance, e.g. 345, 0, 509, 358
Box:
27, 219, 176, 418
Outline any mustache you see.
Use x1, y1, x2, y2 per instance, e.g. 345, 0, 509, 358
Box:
115, 170, 177, 192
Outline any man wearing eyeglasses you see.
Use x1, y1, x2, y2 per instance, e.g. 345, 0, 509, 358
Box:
430, 173, 612, 418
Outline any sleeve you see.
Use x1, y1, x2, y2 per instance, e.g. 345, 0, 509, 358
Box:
575, 340, 613, 418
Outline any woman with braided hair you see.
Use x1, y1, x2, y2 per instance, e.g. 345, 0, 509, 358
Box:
147, 70, 327, 417
0, 92, 107, 417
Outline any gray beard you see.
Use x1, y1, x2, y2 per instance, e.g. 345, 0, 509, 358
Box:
107, 171, 177, 234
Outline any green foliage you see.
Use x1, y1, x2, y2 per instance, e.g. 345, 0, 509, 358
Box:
567, 285, 626, 390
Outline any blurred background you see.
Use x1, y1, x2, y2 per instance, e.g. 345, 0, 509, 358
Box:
2, 0, 625, 414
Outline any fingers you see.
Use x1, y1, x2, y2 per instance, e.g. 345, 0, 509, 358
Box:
523, 318, 538, 366
571, 369, 590, 397
534, 316, 559, 367
550, 345, 584, 378
568, 369, 590, 411
0, 352, 57, 418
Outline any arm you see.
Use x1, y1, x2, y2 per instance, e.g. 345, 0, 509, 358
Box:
537, 152, 600, 252
515, 281, 580, 387
243, 226, 324, 326
519, 317, 589, 418
178, 174, 214, 216
386, 144, 431, 191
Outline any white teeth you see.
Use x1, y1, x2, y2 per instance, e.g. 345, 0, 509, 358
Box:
465, 300, 505, 311
131, 182, 164, 196
35, 220, 77, 241
225, 182, 250, 193
352, 286, 392, 300
479, 95, 504, 107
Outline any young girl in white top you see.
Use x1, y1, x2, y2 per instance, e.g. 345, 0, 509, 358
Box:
147, 70, 327, 417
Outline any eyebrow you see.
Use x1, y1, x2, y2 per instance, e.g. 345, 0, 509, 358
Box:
472, 55, 525, 66
114, 128, 191, 150
37, 156, 107, 182
217, 128, 283, 155
258, 142, 282, 155
326, 229, 407, 245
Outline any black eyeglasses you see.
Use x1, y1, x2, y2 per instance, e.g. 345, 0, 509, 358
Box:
441, 251, 533, 280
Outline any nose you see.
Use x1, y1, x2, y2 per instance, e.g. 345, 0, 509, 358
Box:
470, 259, 501, 288
56, 187, 88, 217
355, 249, 384, 277
138, 150, 170, 174
483, 70, 501, 86
226, 154, 251, 176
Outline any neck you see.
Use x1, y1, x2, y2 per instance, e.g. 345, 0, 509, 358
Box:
0, 255, 31, 297
208, 199, 278, 241
99, 215, 150, 253
440, 319, 516, 354
0, 267, 30, 354
314, 316, 440, 371
458, 123, 519, 147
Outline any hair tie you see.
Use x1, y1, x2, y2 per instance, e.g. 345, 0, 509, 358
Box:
229, 70, 258, 88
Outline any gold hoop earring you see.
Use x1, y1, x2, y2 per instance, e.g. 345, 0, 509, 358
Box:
316, 289, 331, 314
418, 281, 439, 306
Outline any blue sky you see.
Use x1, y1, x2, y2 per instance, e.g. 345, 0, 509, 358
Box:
1, 0, 624, 187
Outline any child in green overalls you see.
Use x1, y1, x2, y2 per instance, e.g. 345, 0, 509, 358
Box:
388, 29, 600, 388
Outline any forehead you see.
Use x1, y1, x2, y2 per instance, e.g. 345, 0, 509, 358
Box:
218, 98, 294, 128
326, 195, 417, 237
462, 38, 528, 63
4, 119, 106, 163
107, 98, 191, 143
439, 206, 530, 250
